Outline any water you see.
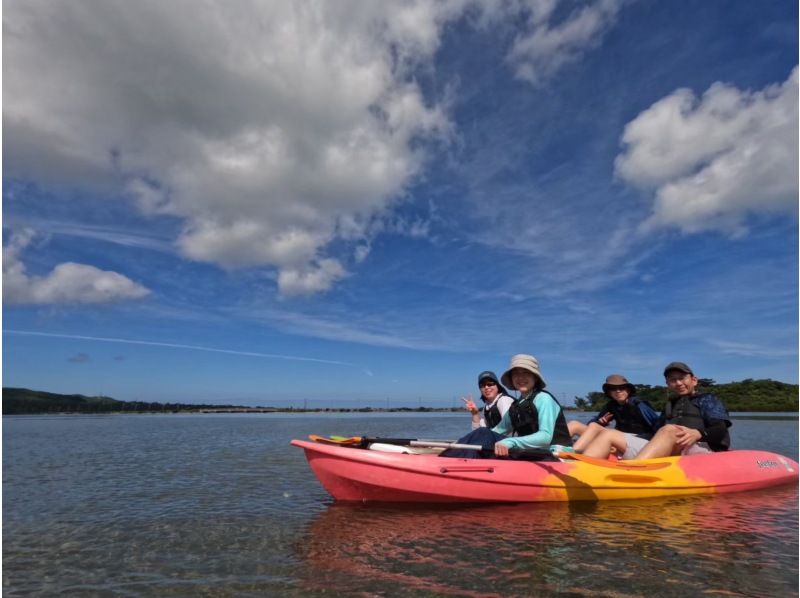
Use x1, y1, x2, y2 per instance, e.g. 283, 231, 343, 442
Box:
3, 412, 798, 596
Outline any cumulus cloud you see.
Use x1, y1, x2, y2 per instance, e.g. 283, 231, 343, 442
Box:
3, 1, 459, 296
615, 67, 799, 235
3, 1, 630, 296
3, 229, 151, 305
507, 0, 629, 85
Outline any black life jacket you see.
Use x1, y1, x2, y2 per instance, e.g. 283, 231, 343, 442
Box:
664, 395, 705, 431
507, 390, 573, 447
482, 400, 503, 429
608, 397, 652, 436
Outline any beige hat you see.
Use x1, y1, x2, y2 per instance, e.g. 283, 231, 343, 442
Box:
602, 374, 636, 397
501, 354, 546, 390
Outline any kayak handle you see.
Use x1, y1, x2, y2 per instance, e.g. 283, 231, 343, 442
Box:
440, 465, 495, 474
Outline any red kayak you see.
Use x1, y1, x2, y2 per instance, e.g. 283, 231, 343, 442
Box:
291, 439, 798, 503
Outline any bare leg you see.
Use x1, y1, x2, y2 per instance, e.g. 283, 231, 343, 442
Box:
572, 422, 606, 453
635, 425, 680, 459
582, 428, 629, 459
567, 420, 588, 438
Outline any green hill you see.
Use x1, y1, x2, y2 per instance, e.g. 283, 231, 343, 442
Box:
573, 378, 798, 412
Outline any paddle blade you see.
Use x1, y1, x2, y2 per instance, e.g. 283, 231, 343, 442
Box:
309, 434, 363, 446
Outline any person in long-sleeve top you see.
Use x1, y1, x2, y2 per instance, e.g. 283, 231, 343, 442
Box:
491, 354, 572, 457
571, 374, 660, 459
461, 370, 514, 430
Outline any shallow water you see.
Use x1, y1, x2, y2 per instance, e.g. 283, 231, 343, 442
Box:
3, 413, 798, 596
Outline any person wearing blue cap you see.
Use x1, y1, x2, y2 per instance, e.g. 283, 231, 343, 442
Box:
462, 371, 514, 430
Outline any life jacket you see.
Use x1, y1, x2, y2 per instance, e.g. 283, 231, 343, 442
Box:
482, 400, 503, 429
664, 395, 706, 431
507, 390, 573, 446
607, 397, 656, 436
663, 393, 730, 451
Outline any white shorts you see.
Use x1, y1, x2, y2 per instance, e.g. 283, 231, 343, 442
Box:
680, 441, 712, 456
621, 434, 650, 459
621, 434, 712, 459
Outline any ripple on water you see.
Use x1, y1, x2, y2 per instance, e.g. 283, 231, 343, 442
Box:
293, 488, 798, 597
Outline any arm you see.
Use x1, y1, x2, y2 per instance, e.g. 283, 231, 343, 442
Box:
462, 396, 484, 430
498, 393, 560, 450
589, 402, 613, 426
699, 419, 729, 447
698, 395, 732, 447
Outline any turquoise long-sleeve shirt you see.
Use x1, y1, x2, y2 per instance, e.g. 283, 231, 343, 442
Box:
491, 390, 561, 450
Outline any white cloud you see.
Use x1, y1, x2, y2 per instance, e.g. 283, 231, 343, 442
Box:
709, 340, 797, 359
3, 229, 151, 305
3, 1, 632, 296
616, 67, 799, 235
507, 0, 629, 85
4, 1, 456, 295
277, 259, 348, 297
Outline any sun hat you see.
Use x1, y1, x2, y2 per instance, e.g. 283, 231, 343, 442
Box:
500, 354, 546, 389
663, 362, 694, 377
477, 371, 501, 386
601, 374, 636, 397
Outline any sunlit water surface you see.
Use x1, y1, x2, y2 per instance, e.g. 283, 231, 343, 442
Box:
4, 413, 798, 597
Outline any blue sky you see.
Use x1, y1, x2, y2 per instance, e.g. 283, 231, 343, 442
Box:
3, 0, 798, 408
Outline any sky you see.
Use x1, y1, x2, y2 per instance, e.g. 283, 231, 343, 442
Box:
2, 0, 798, 408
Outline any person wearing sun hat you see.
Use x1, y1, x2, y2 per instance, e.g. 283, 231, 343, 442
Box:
490, 354, 573, 456
633, 362, 732, 459
439, 354, 572, 459
461, 370, 515, 430
568, 374, 660, 458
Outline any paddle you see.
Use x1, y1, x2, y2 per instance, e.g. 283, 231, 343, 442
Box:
308, 435, 670, 471
309, 434, 457, 447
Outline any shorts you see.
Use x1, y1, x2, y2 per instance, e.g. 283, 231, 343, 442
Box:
621, 434, 650, 459
621, 434, 712, 459
681, 441, 712, 455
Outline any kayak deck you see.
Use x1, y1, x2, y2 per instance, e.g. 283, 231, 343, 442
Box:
291, 439, 798, 503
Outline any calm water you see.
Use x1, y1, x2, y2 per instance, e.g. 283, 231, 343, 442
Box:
3, 413, 798, 597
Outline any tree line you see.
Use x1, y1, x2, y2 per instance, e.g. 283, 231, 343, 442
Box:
2, 388, 242, 414
1, 388, 465, 414
573, 378, 798, 412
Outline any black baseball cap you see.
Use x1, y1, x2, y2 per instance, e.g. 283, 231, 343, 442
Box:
663, 362, 694, 377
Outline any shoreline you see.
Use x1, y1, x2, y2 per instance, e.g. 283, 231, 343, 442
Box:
4, 410, 797, 419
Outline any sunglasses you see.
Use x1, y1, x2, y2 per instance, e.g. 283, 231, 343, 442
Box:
479, 381, 498, 388
606, 385, 629, 392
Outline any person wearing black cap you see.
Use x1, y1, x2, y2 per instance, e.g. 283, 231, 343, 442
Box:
462, 371, 514, 430
634, 362, 732, 459
569, 374, 660, 457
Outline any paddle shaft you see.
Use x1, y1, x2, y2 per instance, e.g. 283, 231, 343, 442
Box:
378, 440, 669, 469
309, 435, 668, 470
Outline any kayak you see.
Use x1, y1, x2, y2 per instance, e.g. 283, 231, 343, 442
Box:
291, 439, 798, 503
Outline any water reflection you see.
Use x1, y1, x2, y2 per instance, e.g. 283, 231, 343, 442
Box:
296, 487, 798, 597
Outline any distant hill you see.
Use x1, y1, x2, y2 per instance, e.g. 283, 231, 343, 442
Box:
574, 378, 799, 412
1, 388, 462, 414
2, 388, 244, 414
